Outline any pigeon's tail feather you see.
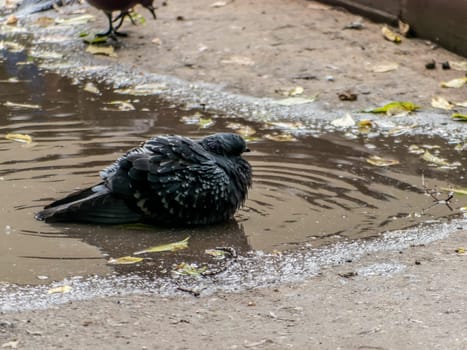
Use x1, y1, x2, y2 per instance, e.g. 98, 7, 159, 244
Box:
35, 185, 142, 224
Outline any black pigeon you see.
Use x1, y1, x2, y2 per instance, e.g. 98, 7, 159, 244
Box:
36, 133, 252, 225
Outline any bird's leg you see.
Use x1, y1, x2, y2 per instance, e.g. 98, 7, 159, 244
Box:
95, 12, 128, 38
95, 12, 114, 37
113, 10, 137, 30
145, 5, 157, 19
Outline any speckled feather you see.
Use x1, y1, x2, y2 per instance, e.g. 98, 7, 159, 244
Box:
36, 133, 252, 225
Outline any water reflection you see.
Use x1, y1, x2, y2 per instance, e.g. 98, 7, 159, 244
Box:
0, 49, 465, 285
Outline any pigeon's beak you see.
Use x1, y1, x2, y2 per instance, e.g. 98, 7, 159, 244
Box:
244, 147, 251, 153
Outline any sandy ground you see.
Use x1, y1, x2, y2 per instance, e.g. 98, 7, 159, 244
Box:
1, 0, 467, 349
1, 230, 466, 349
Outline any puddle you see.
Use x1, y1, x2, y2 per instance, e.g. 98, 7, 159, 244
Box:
1, 48, 466, 289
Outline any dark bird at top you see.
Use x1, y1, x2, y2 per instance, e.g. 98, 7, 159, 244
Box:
86, 0, 157, 37
35, 133, 252, 226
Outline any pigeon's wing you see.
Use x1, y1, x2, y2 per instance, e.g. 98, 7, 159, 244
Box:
106, 136, 233, 224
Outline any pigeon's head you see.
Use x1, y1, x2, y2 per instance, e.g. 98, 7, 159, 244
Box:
200, 133, 250, 156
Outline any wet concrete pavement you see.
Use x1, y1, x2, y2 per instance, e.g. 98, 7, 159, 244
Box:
0, 0, 466, 348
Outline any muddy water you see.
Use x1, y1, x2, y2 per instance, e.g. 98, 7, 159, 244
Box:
1, 50, 465, 285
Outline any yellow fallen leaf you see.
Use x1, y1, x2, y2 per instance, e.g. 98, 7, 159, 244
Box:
452, 113, 467, 121
358, 119, 373, 133
366, 155, 399, 167
210, 1, 228, 7
55, 14, 95, 25
86, 45, 117, 57
449, 61, 467, 71
331, 113, 355, 127
5, 15, 18, 25
1, 340, 19, 349
5, 133, 32, 144
29, 50, 63, 60
35, 16, 55, 27
4, 101, 40, 109
47, 285, 72, 294
431, 96, 454, 110
381, 25, 401, 43
134, 236, 190, 255
274, 96, 317, 106
366, 101, 420, 115
398, 19, 410, 36
205, 249, 227, 259
107, 256, 144, 265
221, 56, 254, 65
370, 63, 399, 73
455, 247, 465, 254
440, 77, 467, 88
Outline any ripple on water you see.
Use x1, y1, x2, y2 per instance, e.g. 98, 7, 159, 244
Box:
0, 50, 466, 288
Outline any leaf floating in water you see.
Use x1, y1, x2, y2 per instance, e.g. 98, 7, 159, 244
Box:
264, 133, 297, 142
440, 77, 467, 88
273, 96, 317, 106
134, 236, 190, 255
365, 101, 420, 116
358, 119, 373, 133
421, 150, 459, 168
180, 112, 214, 128
265, 121, 305, 130
4, 101, 41, 110
366, 155, 399, 167
431, 96, 454, 110
205, 249, 227, 260
105, 100, 136, 111
0, 40, 25, 52
225, 122, 256, 137
381, 25, 401, 43
47, 285, 72, 294
114, 83, 168, 96
86, 45, 117, 57
452, 113, 467, 121
331, 113, 355, 127
107, 256, 144, 265
408, 145, 425, 155
440, 187, 467, 196
172, 262, 207, 276
198, 117, 215, 128
5, 133, 32, 144
83, 82, 100, 95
